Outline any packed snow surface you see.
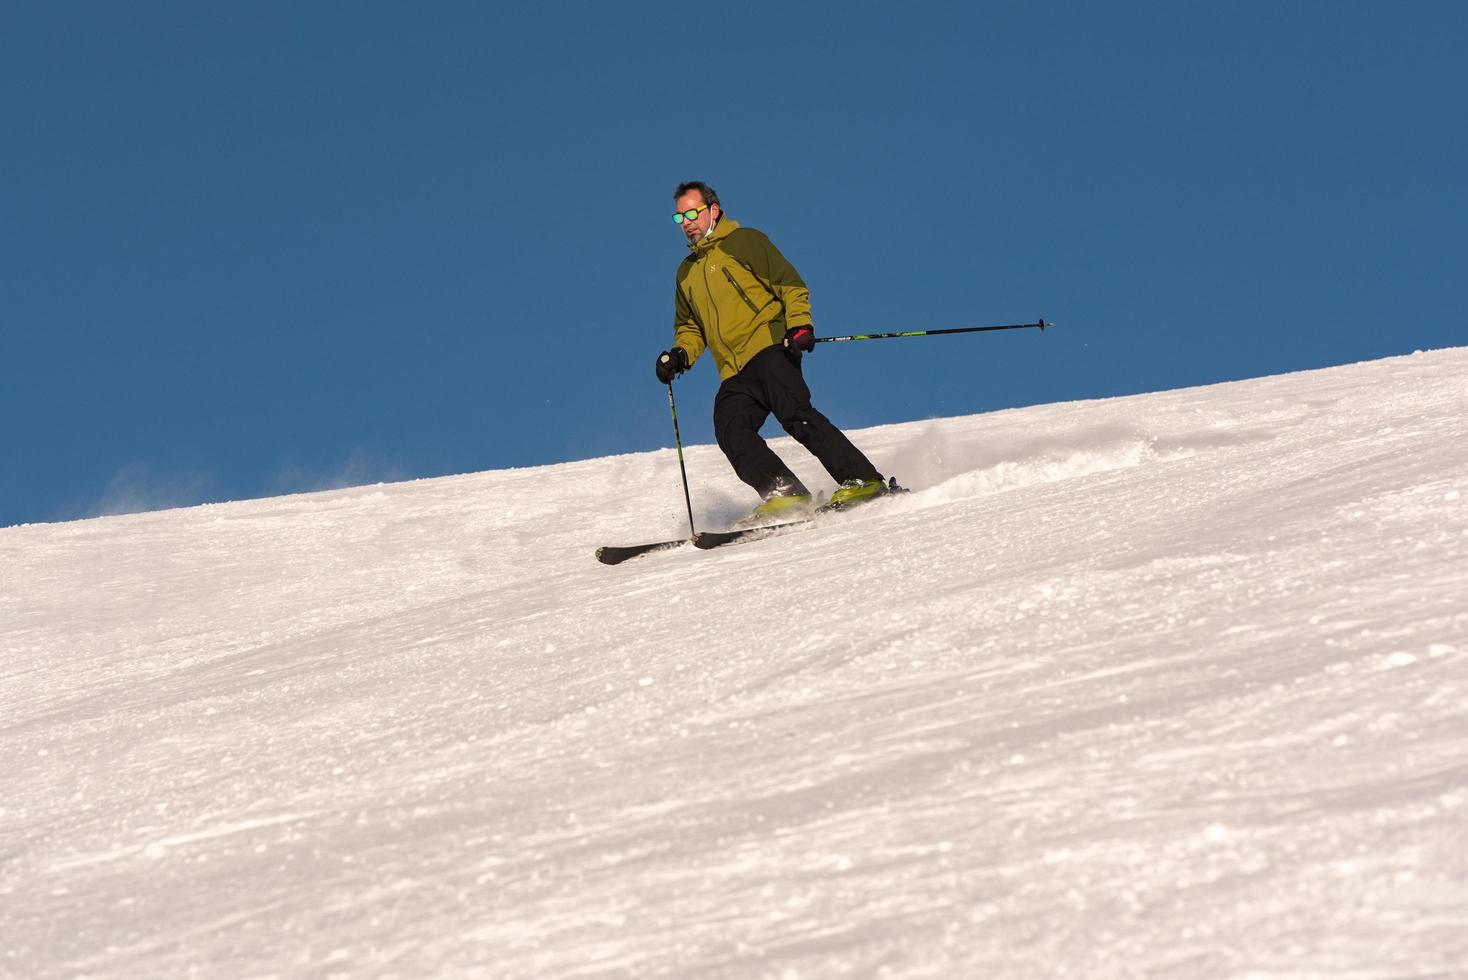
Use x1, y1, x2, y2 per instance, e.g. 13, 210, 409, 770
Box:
4, 349, 1467, 979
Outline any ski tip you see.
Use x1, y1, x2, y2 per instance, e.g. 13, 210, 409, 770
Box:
597, 538, 689, 565
1039, 318, 1052, 331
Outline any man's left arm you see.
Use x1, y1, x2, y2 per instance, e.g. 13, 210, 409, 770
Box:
726, 229, 812, 331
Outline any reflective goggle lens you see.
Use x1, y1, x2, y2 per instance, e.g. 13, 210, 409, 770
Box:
673, 204, 708, 224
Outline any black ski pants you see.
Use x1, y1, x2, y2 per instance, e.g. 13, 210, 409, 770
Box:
713, 345, 881, 499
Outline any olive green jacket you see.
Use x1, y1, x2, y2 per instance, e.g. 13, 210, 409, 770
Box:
672, 218, 813, 380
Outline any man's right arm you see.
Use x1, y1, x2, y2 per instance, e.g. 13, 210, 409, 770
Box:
672, 275, 706, 366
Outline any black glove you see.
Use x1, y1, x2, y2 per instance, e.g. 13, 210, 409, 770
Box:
784, 325, 815, 353
655, 347, 689, 384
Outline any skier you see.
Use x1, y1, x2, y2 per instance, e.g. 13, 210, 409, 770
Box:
656, 180, 888, 524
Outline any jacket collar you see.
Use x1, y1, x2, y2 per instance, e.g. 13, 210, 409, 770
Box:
687, 216, 740, 255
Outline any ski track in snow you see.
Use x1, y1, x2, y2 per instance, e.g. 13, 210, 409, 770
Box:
3, 349, 1467, 979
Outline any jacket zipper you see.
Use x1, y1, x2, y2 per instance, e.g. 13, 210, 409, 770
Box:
701, 258, 729, 369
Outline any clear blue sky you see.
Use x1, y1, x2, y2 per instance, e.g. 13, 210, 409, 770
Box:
4, 2, 1465, 526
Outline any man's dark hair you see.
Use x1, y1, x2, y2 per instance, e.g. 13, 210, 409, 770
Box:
674, 180, 722, 214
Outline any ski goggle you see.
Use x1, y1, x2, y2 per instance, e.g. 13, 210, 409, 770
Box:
672, 203, 710, 224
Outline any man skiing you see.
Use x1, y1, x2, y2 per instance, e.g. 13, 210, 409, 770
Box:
656, 181, 889, 523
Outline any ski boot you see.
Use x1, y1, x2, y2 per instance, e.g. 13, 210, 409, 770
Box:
737, 491, 816, 528
820, 476, 903, 512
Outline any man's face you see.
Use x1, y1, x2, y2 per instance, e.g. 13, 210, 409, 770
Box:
675, 190, 719, 245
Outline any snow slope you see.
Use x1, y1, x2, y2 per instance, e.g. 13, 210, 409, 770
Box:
3, 349, 1467, 979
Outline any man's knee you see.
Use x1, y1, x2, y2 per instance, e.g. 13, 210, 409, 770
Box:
715, 404, 767, 453
779, 414, 820, 446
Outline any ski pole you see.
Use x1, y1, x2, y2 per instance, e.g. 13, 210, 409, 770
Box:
815, 319, 1050, 344
664, 380, 698, 539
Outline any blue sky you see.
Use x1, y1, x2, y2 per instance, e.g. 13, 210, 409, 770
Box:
3, 2, 1465, 526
